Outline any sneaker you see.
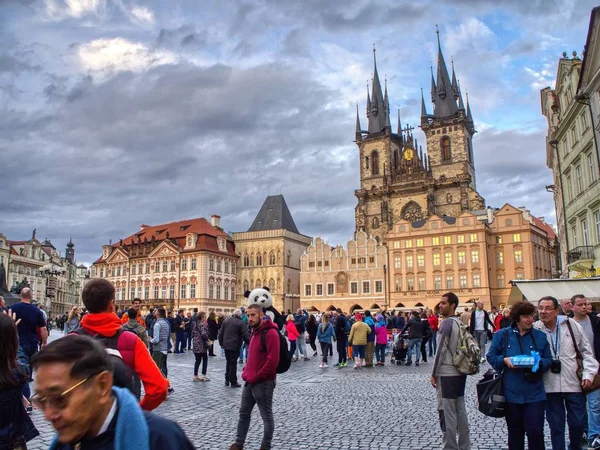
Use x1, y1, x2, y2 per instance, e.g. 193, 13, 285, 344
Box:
200, 375, 210, 381
304, 357, 310, 361
313, 351, 318, 356
582, 432, 589, 446
405, 361, 412, 366
168, 387, 175, 395
319, 363, 324, 369
589, 436, 600, 449
231, 383, 242, 388
228, 444, 244, 450
323, 363, 328, 368
193, 376, 201, 382
480, 357, 486, 363
333, 363, 340, 367
238, 359, 244, 364
415, 362, 420, 366
353, 365, 359, 370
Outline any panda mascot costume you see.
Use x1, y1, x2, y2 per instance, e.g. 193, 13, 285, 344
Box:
246, 287, 285, 330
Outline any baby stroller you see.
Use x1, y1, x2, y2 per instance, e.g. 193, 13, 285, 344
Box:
390, 332, 409, 365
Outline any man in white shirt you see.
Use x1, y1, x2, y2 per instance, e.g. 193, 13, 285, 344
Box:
468, 302, 495, 362
535, 296, 598, 450
573, 294, 600, 449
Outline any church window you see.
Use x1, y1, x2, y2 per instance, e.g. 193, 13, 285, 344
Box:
467, 139, 474, 163
372, 217, 379, 229
401, 201, 424, 223
243, 254, 250, 267
371, 151, 379, 175
441, 136, 452, 162
269, 252, 276, 265
256, 254, 262, 266
365, 156, 370, 170
287, 251, 291, 266
287, 279, 291, 294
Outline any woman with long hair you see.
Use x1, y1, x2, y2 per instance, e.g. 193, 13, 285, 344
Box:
63, 306, 80, 334
317, 312, 335, 368
207, 311, 218, 356
285, 314, 300, 360
0, 311, 39, 449
306, 314, 318, 356
192, 311, 210, 382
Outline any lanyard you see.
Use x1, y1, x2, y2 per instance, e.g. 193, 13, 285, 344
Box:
548, 325, 560, 359
514, 328, 539, 354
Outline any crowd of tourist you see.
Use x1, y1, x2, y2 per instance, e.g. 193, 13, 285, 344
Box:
2, 283, 600, 450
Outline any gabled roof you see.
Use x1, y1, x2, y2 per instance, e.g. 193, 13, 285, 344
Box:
532, 216, 557, 240
248, 195, 300, 234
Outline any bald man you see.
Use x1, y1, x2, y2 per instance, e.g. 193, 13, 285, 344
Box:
11, 287, 48, 400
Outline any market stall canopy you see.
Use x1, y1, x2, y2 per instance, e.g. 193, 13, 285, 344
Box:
508, 278, 600, 305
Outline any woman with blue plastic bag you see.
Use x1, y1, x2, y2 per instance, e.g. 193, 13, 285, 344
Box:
487, 301, 552, 450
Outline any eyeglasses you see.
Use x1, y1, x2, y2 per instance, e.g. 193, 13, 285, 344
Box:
538, 307, 557, 312
31, 375, 96, 411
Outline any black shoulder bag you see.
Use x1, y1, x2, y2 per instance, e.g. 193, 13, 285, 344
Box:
476, 329, 508, 418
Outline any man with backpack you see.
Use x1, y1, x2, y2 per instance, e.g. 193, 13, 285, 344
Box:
430, 292, 472, 450
76, 279, 168, 411
293, 308, 310, 361
334, 309, 350, 367
229, 304, 280, 450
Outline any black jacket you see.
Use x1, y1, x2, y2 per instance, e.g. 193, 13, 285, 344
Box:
402, 318, 425, 339
469, 310, 495, 334
217, 316, 250, 351
586, 313, 600, 364
207, 318, 218, 340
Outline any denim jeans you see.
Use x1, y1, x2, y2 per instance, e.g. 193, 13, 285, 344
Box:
19, 342, 38, 399
546, 392, 587, 450
353, 344, 366, 359
288, 340, 297, 359
375, 343, 386, 363
320, 342, 331, 363
185, 331, 191, 350
239, 342, 248, 361
175, 331, 185, 353
588, 388, 600, 441
428, 331, 438, 356
235, 379, 276, 450
505, 401, 546, 450
194, 352, 208, 376
407, 338, 422, 364
295, 334, 308, 358
473, 330, 487, 357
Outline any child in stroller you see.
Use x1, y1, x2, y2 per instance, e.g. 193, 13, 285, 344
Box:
390, 331, 409, 365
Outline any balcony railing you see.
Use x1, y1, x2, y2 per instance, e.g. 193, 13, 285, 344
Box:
567, 246, 595, 264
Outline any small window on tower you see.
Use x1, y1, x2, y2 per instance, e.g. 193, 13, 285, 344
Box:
441, 136, 452, 162
365, 156, 369, 169
371, 151, 379, 175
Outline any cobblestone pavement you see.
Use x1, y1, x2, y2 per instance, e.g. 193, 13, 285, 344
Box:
27, 331, 560, 449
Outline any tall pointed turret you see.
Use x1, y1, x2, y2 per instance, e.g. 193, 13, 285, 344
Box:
421, 87, 428, 119
430, 66, 436, 104
368, 47, 387, 134
466, 92, 474, 125
457, 80, 465, 110
432, 27, 458, 118
355, 103, 362, 140
397, 109, 402, 135
451, 60, 460, 100
384, 78, 391, 131
366, 82, 371, 118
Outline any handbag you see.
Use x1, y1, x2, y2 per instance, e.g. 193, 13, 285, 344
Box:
565, 320, 600, 393
476, 330, 507, 418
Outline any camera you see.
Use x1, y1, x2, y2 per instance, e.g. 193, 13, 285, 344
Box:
551, 359, 561, 374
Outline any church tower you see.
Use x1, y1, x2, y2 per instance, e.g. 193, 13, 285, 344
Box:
355, 49, 432, 243
420, 29, 485, 215
65, 238, 75, 264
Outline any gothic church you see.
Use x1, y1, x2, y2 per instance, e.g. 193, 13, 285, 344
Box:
354, 32, 485, 243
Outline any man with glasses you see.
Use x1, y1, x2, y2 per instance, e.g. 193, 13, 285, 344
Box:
31, 334, 194, 449
534, 296, 598, 450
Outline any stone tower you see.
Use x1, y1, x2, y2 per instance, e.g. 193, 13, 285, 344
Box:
420, 30, 485, 216
65, 238, 75, 264
354, 33, 484, 243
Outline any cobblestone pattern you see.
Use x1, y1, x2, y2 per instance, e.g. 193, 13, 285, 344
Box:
26, 331, 560, 449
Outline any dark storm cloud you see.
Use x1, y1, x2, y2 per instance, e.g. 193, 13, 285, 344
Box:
0, 0, 590, 264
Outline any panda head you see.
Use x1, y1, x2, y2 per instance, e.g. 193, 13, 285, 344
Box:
247, 287, 273, 309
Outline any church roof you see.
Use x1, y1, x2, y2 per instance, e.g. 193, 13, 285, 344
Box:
248, 195, 300, 234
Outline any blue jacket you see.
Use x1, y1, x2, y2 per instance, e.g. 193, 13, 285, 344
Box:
364, 316, 376, 342
487, 326, 552, 404
317, 322, 335, 345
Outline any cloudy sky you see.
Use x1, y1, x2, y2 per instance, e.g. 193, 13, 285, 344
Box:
0, 0, 596, 266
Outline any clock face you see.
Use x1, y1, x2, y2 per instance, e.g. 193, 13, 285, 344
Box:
404, 148, 414, 161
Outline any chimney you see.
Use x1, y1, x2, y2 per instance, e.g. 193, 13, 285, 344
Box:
539, 216, 545, 222
487, 206, 493, 224
211, 215, 221, 228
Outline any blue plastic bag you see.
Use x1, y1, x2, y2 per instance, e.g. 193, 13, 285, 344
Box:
510, 351, 541, 372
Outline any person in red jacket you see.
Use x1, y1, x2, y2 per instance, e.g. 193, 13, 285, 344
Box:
285, 314, 299, 361
76, 279, 168, 411
120, 298, 146, 327
427, 310, 440, 357
229, 304, 280, 450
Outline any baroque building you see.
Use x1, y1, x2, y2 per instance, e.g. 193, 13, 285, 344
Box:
232, 195, 312, 312
91, 216, 238, 314
387, 205, 558, 310
541, 46, 600, 278
354, 34, 484, 244
300, 232, 387, 314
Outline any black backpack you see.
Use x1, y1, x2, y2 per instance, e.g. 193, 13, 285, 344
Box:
261, 328, 291, 374
71, 328, 141, 398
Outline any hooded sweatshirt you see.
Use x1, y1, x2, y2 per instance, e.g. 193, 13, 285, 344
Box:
242, 319, 280, 384
375, 321, 388, 345
79, 312, 168, 411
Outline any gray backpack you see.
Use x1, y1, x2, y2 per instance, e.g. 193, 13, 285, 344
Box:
449, 317, 481, 375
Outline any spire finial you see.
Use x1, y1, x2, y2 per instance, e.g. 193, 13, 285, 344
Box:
436, 24, 441, 48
